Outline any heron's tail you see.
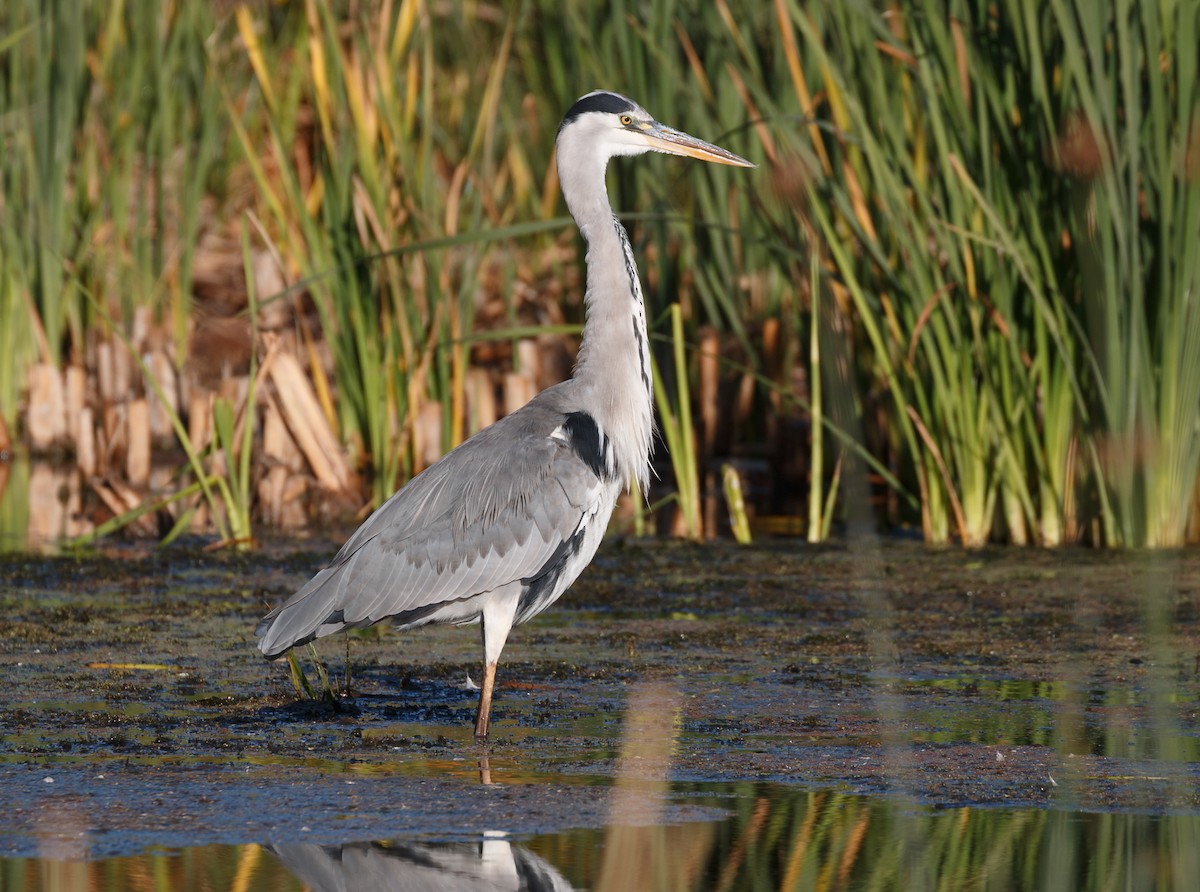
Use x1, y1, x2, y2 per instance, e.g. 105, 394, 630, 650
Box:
256, 566, 354, 659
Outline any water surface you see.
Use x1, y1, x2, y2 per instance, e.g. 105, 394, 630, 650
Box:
2, 540, 1199, 888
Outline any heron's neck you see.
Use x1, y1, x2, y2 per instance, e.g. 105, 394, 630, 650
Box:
564, 166, 654, 493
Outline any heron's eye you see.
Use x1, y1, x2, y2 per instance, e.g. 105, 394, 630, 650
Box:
619, 114, 633, 126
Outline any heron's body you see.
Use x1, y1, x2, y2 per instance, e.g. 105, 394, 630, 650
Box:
258, 385, 623, 657
257, 91, 752, 737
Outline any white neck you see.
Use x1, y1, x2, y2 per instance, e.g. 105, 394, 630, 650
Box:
557, 137, 654, 492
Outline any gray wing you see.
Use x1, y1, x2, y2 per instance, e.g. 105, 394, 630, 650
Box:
257, 395, 602, 658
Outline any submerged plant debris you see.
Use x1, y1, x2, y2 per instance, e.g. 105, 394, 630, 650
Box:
1, 539, 1199, 859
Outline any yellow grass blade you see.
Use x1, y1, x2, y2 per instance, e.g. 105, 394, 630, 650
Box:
774, 0, 832, 175
306, 0, 334, 153
235, 4, 275, 109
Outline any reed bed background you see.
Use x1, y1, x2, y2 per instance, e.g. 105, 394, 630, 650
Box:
1, 0, 1197, 548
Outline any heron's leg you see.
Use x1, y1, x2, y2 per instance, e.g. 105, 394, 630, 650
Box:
474, 661, 497, 739
475, 592, 519, 739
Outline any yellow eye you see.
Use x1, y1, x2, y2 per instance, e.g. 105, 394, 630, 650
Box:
619, 114, 633, 126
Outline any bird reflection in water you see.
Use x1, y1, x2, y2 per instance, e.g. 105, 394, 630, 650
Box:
268, 683, 694, 891
267, 834, 575, 892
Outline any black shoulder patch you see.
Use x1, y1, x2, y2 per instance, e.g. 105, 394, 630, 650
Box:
560, 91, 636, 129
561, 411, 608, 480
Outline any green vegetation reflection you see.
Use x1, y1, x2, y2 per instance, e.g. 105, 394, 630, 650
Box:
4, 787, 1200, 891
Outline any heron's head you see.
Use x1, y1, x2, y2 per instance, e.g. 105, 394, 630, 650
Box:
556, 91, 753, 180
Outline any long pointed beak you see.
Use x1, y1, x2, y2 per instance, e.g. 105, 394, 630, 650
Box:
638, 121, 755, 168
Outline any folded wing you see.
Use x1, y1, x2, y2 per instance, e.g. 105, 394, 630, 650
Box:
256, 401, 604, 658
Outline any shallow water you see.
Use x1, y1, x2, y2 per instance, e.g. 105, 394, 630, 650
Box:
7, 791, 1200, 890
2, 539, 1200, 888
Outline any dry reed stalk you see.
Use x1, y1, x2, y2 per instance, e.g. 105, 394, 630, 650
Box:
97, 342, 115, 404
250, 249, 289, 329
280, 476, 309, 527
268, 351, 357, 494
416, 400, 442, 472
515, 338, 541, 386
112, 339, 132, 402
131, 306, 151, 351
466, 368, 497, 435
260, 395, 307, 528
75, 408, 95, 476
102, 404, 122, 455
27, 467, 58, 542
26, 363, 66, 450
88, 482, 157, 537
259, 399, 287, 525
126, 399, 151, 487
188, 390, 213, 455
502, 371, 535, 418
29, 465, 82, 543
101, 479, 137, 514
103, 478, 158, 537
260, 468, 292, 527
669, 506, 690, 538
146, 350, 178, 440
698, 326, 720, 456
65, 366, 84, 429
261, 397, 290, 462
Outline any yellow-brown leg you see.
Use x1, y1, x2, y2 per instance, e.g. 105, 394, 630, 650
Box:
474, 660, 497, 739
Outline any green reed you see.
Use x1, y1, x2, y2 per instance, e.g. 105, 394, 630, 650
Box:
1026, 2, 1200, 547
1, 3, 226, 362
1, 0, 84, 367
651, 304, 702, 539
205, 224, 263, 550
711, 0, 1199, 546
229, 1, 548, 507
4, 0, 1200, 546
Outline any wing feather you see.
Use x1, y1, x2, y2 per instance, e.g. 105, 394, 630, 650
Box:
257, 397, 604, 658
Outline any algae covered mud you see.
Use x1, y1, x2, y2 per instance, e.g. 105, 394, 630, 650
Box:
2, 540, 1200, 888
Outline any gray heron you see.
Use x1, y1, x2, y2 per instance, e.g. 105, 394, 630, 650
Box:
257, 90, 753, 738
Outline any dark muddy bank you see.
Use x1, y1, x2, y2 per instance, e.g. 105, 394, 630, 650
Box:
2, 540, 1199, 858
